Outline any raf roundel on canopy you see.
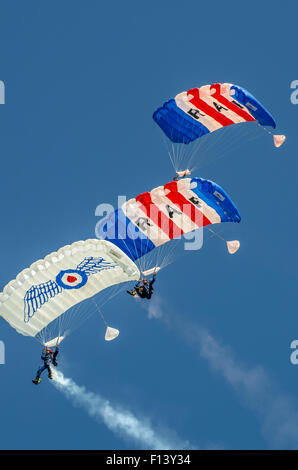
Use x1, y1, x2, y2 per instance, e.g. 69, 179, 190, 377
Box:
0, 239, 140, 341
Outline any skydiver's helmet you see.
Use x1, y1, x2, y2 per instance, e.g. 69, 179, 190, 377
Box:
43, 347, 52, 354
142, 278, 148, 284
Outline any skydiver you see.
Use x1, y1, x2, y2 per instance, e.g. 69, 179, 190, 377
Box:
32, 346, 59, 385
127, 273, 156, 300
173, 169, 191, 180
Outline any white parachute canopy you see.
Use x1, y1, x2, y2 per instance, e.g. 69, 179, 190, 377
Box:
0, 239, 140, 344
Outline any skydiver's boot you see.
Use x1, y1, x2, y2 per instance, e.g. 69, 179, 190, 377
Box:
127, 289, 137, 297
48, 372, 53, 380
32, 377, 41, 385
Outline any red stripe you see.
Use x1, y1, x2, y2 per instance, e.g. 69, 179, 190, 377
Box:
164, 182, 211, 228
187, 88, 235, 127
210, 83, 256, 122
136, 192, 183, 240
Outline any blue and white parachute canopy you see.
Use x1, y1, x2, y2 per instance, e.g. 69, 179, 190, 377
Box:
153, 82, 285, 148
96, 177, 241, 263
0, 240, 140, 343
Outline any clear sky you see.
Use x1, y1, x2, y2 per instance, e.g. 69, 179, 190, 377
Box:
0, 0, 297, 450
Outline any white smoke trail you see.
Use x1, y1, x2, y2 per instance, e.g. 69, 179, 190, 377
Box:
139, 294, 164, 320
52, 370, 192, 450
143, 296, 298, 449
182, 323, 298, 449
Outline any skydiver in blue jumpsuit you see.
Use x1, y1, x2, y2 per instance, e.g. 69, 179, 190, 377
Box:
32, 346, 59, 385
127, 274, 156, 300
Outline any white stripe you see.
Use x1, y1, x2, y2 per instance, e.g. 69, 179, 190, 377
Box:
150, 186, 198, 234
177, 179, 221, 225
175, 91, 221, 132
122, 199, 171, 247
198, 85, 249, 124
222, 83, 255, 119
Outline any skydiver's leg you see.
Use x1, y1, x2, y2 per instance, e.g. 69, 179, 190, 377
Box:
47, 365, 53, 379
36, 365, 47, 378
53, 349, 59, 367
32, 365, 46, 384
146, 280, 155, 299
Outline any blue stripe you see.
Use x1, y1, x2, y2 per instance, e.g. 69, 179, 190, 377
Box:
190, 177, 241, 223
231, 85, 276, 128
153, 99, 210, 143
95, 208, 155, 261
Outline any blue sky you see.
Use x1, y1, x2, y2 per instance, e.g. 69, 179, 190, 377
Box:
0, 0, 297, 450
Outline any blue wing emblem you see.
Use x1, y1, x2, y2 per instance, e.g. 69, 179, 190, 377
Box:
24, 280, 62, 322
24, 257, 116, 322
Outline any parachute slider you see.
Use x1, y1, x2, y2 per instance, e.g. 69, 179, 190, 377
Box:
273, 135, 286, 148
44, 336, 65, 347
142, 267, 160, 277
176, 169, 191, 178
105, 326, 119, 341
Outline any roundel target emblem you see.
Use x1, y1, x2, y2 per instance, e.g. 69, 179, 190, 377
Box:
56, 269, 88, 290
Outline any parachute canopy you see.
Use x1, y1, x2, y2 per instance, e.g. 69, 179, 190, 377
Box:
0, 239, 140, 340
96, 177, 241, 261
153, 83, 277, 145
